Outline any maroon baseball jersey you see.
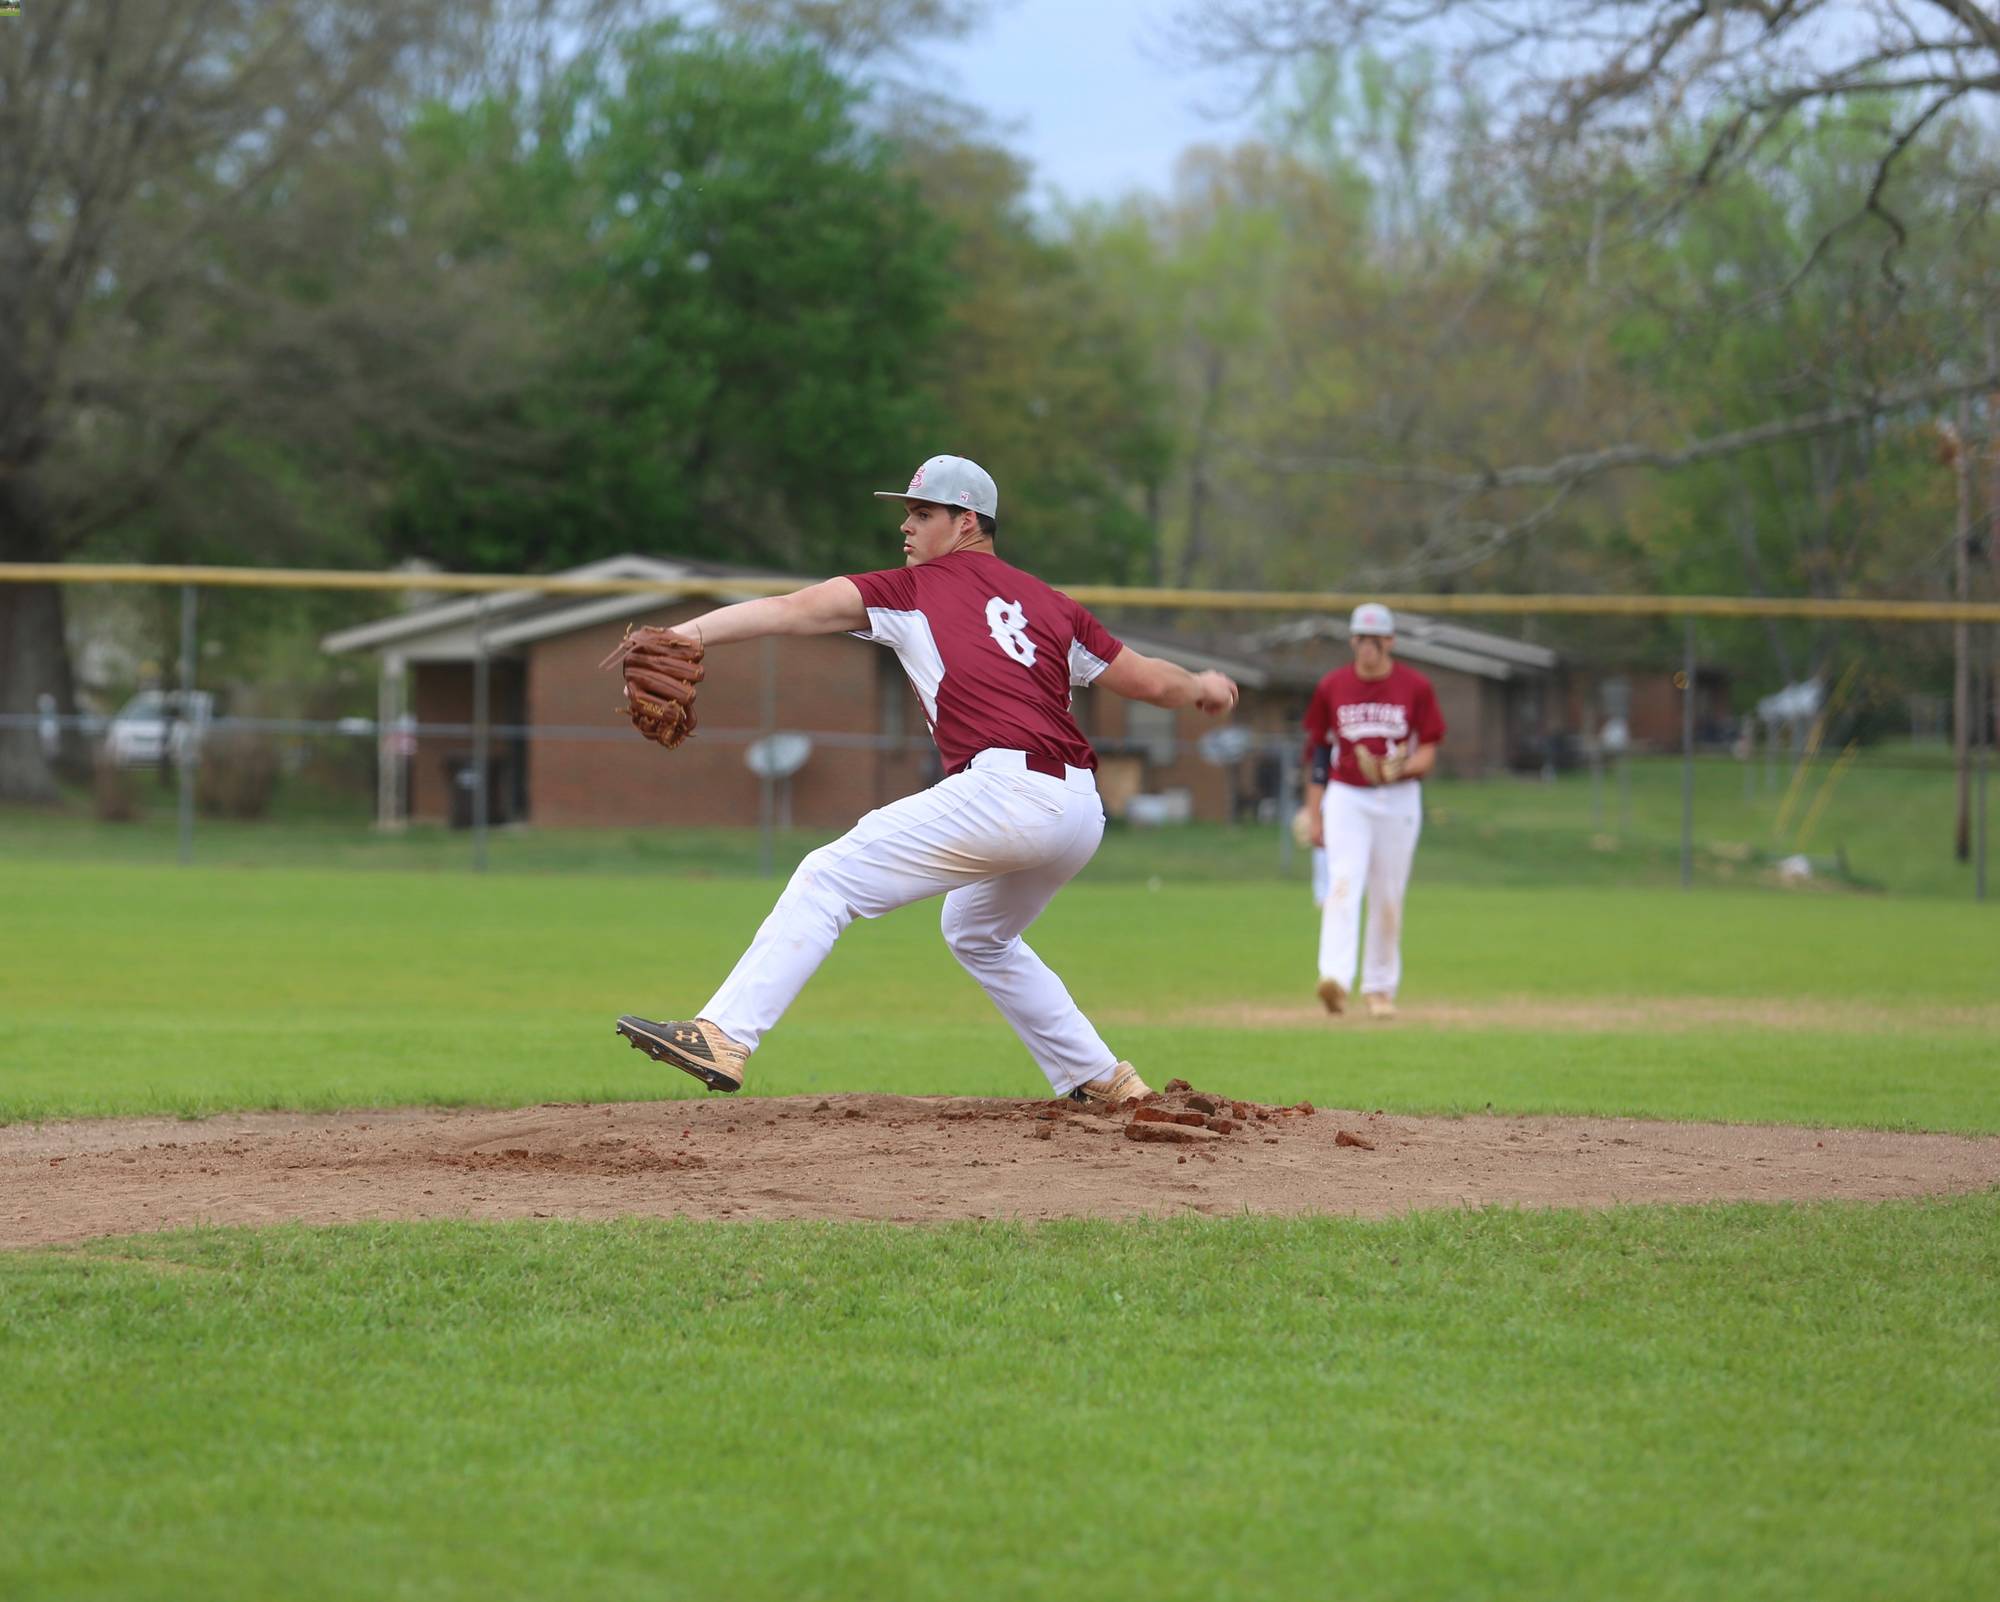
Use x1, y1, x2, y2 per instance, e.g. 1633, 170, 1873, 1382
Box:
848, 550, 1124, 774
1303, 662, 1446, 788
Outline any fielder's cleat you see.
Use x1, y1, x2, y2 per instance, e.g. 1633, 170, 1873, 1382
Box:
1316, 978, 1347, 1016
615, 1015, 748, 1093
1066, 1062, 1151, 1106
1364, 992, 1398, 1021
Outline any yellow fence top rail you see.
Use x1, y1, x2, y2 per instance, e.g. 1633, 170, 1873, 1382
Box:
3, 562, 1998, 622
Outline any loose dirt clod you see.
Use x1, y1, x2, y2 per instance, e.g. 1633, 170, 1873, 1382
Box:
1335, 1130, 1376, 1151
1126, 1121, 1219, 1146
1132, 1106, 1208, 1129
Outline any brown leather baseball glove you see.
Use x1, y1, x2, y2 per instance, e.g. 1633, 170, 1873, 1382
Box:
1354, 740, 1407, 786
599, 625, 704, 749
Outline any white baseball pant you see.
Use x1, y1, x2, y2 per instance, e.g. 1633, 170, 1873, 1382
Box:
700, 748, 1119, 1094
1317, 779, 1423, 999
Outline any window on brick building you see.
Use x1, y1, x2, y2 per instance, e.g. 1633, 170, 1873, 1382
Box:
1127, 699, 1177, 766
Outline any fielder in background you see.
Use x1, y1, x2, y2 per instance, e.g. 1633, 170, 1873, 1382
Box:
1294, 603, 1446, 1020
616, 454, 1239, 1104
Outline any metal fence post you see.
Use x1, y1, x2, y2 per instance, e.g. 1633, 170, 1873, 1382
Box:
758, 636, 778, 879
377, 653, 407, 832
471, 599, 489, 873
1680, 618, 1695, 890
1977, 740, 1989, 904
178, 584, 197, 866
1277, 740, 1297, 875
1978, 650, 1990, 904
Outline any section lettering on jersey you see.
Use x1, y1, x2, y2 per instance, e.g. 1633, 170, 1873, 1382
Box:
1335, 702, 1411, 744
848, 551, 1123, 774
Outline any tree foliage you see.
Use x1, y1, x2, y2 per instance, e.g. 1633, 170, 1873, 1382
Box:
0, 0, 535, 798
383, 23, 959, 576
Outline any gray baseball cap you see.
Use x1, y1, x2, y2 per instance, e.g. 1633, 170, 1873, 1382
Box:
874, 454, 998, 518
1350, 602, 1395, 636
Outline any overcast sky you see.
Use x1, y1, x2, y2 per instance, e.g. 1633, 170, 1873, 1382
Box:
917, 0, 1258, 207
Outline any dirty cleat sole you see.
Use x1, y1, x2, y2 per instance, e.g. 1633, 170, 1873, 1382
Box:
615, 1015, 745, 1092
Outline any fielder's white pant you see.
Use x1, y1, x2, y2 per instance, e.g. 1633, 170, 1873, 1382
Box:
701, 749, 1118, 1094
1317, 780, 1423, 999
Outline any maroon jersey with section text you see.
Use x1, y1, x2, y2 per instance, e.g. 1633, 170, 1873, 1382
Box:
1302, 662, 1446, 789
847, 550, 1124, 774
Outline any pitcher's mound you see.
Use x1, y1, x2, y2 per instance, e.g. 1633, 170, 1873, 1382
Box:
6, 1081, 1998, 1248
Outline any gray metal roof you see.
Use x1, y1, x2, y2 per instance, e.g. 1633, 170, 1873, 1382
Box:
1243, 614, 1558, 683
319, 556, 789, 662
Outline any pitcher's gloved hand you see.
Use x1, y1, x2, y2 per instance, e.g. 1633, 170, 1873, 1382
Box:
599, 625, 705, 749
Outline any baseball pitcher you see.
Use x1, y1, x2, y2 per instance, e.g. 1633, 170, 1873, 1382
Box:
613, 455, 1239, 1104
1294, 603, 1445, 1020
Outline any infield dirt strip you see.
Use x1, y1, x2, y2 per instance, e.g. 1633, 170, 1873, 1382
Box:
6, 1080, 2000, 1247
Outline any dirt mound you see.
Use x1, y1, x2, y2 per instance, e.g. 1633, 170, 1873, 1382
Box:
4, 1091, 1997, 1249
980, 1077, 1354, 1156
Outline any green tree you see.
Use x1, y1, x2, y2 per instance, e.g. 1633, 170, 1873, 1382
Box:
1595, 106, 1982, 692
895, 127, 1173, 584
384, 24, 958, 576
0, 0, 553, 801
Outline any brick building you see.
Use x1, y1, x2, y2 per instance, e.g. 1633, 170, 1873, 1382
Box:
1563, 663, 1735, 752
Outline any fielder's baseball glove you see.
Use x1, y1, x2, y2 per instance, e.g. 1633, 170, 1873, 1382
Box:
1354, 741, 1408, 786
600, 625, 704, 749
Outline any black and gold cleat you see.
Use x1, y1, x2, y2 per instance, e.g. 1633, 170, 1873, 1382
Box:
615, 1015, 748, 1093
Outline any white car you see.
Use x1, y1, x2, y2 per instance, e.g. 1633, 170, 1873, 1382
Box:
104, 690, 214, 767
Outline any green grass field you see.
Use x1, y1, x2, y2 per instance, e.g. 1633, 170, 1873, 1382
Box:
6, 1204, 1996, 1601
3, 854, 1997, 1600
2, 860, 1997, 1128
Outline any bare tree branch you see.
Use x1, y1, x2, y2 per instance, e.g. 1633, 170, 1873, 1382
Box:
1255, 365, 2000, 491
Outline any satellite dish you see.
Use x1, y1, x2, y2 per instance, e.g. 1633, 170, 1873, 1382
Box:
1197, 726, 1254, 765
745, 732, 812, 779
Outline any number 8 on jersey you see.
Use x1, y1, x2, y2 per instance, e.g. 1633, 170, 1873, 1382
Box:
985, 596, 1037, 666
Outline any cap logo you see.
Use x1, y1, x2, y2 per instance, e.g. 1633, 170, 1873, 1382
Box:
958, 491, 972, 504
908, 466, 927, 491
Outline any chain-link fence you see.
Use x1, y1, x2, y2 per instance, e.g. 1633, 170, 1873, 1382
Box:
2, 569, 1995, 898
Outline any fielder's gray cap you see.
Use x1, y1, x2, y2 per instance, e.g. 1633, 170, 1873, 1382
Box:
1350, 602, 1395, 636
874, 454, 998, 518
